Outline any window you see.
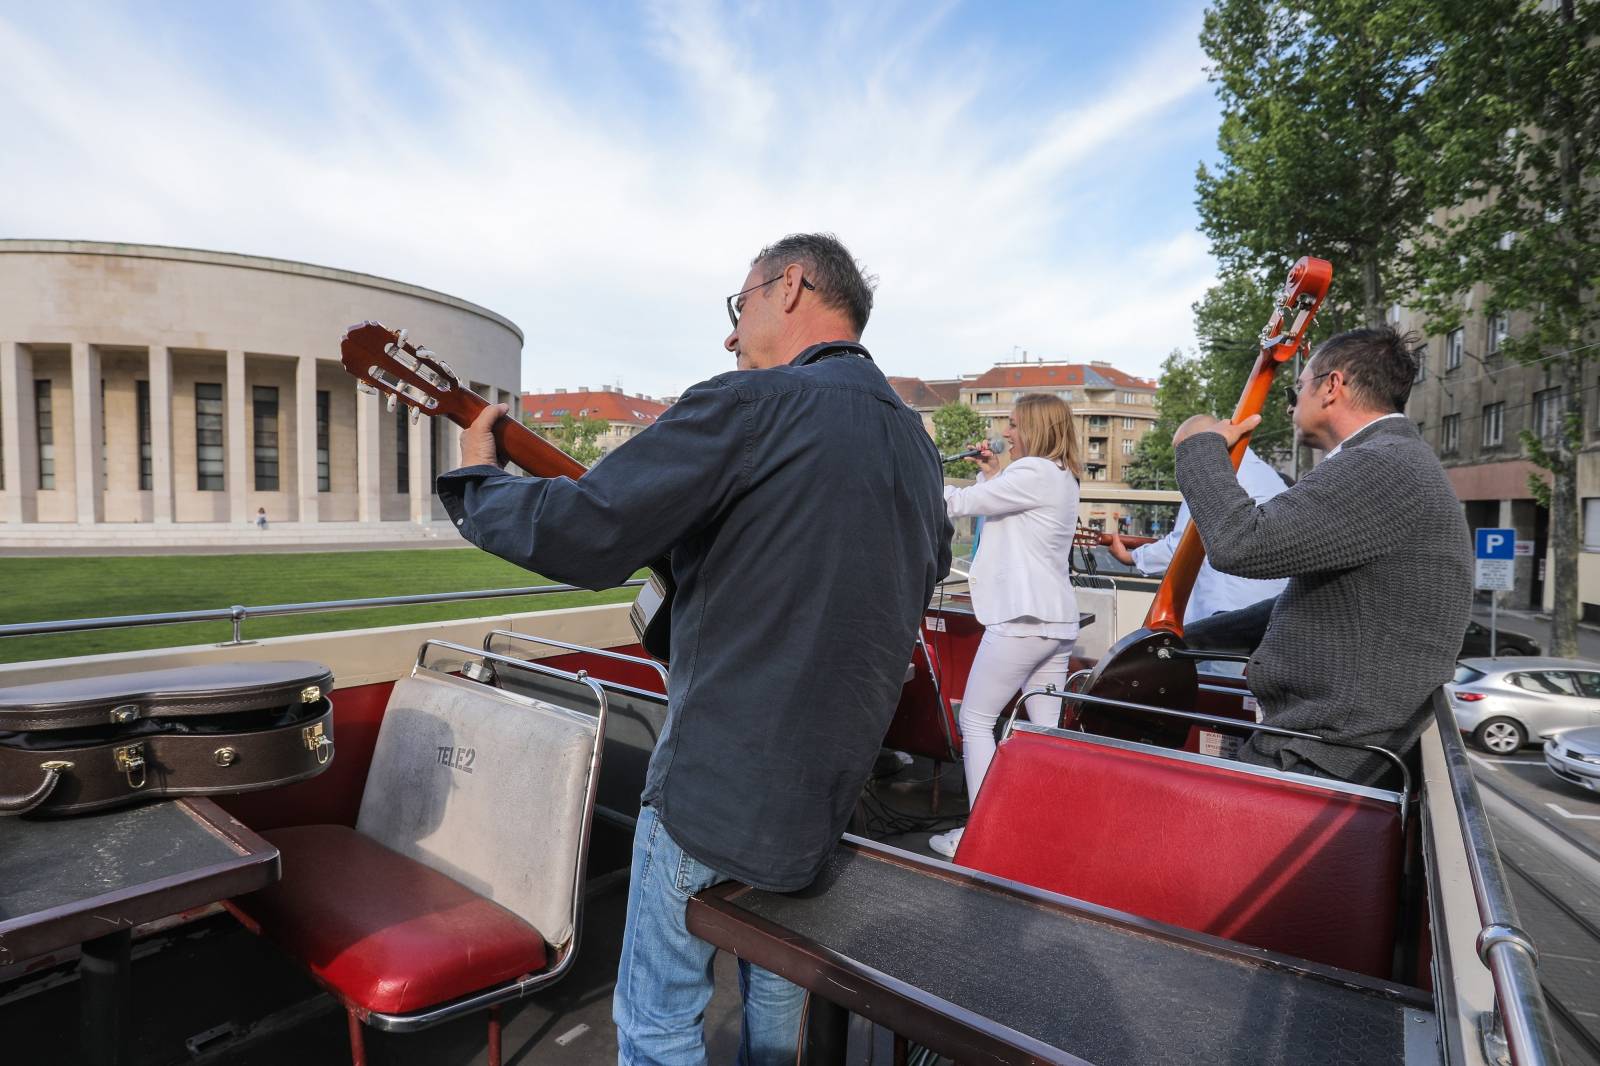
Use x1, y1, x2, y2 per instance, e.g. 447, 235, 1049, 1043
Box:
252, 386, 279, 491
1510, 671, 1578, 696
1121, 392, 1136, 405
1441, 413, 1459, 453
1575, 672, 1600, 699
136, 380, 151, 490
100, 378, 107, 486
1088, 416, 1109, 429
395, 407, 410, 492
35, 379, 54, 490
1121, 438, 1134, 455
316, 390, 331, 492
1534, 388, 1562, 440
195, 383, 224, 490
1481, 402, 1503, 448
1488, 314, 1509, 354
1090, 465, 1108, 481
1585, 498, 1600, 551
973, 392, 994, 405
1445, 328, 1464, 370
1122, 417, 1136, 430
1413, 352, 1426, 383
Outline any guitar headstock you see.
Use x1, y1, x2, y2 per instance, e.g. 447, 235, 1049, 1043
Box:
1259, 256, 1334, 364
340, 321, 467, 424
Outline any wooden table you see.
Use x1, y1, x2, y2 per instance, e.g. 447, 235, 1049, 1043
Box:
0, 798, 280, 1066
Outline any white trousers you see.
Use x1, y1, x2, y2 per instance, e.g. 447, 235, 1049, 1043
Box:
960, 629, 1076, 806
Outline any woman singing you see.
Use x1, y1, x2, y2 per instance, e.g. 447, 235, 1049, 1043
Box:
929, 392, 1082, 858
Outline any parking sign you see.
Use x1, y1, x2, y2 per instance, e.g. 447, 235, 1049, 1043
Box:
1474, 527, 1516, 591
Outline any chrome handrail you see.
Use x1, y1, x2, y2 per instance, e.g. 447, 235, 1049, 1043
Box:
1430, 689, 1560, 1065
0, 579, 646, 645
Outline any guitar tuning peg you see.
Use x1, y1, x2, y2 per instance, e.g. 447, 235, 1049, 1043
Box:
394, 328, 409, 348
356, 381, 378, 396
415, 346, 435, 361
409, 406, 421, 425
436, 360, 458, 383
385, 394, 398, 414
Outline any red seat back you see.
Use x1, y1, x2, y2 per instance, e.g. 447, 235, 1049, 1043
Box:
954, 728, 1403, 978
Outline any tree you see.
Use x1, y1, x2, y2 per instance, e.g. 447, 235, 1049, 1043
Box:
530, 412, 609, 467
1197, 0, 1442, 329
932, 402, 986, 480
1403, 0, 1600, 655
1126, 350, 1207, 490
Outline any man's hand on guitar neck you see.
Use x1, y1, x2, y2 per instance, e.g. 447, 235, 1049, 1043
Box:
461, 403, 509, 469
1172, 412, 1261, 450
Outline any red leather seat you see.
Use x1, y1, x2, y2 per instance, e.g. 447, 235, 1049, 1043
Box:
228, 825, 547, 1015
954, 728, 1403, 978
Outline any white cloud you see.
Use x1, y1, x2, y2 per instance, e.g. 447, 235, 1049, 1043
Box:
0, 3, 1217, 397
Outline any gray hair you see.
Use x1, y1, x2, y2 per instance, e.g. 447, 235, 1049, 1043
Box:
751, 233, 877, 334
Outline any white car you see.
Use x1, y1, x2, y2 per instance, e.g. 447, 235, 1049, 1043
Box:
1543, 725, 1600, 794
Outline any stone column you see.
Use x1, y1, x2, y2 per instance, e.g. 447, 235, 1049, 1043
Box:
355, 389, 383, 522
408, 412, 431, 523
296, 355, 319, 523
149, 347, 174, 523
1, 342, 37, 523
226, 350, 248, 523
71, 342, 103, 524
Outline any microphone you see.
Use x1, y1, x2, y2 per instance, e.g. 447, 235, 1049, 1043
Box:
942, 438, 1008, 464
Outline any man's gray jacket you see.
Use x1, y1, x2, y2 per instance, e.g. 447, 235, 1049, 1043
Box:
1175, 417, 1471, 785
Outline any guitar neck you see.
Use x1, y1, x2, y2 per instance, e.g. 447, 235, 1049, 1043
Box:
448, 389, 588, 481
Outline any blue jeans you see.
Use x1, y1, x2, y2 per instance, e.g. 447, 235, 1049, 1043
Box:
613, 805, 805, 1065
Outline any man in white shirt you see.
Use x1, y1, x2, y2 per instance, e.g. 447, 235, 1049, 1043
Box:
1106, 446, 1289, 626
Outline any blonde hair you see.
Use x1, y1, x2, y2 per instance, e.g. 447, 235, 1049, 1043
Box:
1012, 392, 1082, 477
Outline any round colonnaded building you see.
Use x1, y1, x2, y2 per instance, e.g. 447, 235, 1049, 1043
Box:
0, 241, 522, 542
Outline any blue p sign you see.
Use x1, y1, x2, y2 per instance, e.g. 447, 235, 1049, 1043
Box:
1475, 528, 1516, 560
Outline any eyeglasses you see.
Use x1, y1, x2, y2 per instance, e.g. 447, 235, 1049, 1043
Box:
726, 273, 815, 328
1284, 371, 1334, 409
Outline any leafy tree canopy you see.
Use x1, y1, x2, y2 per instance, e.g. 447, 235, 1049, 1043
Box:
530, 412, 609, 467
932, 402, 986, 480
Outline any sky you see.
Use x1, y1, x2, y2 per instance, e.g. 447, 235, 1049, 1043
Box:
0, 0, 1224, 398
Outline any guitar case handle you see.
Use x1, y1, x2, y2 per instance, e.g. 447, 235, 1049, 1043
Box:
0, 761, 71, 815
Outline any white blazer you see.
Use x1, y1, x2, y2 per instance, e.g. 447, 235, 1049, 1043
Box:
944, 457, 1080, 629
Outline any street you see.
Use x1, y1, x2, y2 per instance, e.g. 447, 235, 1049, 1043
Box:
1472, 603, 1600, 663
1471, 749, 1600, 1063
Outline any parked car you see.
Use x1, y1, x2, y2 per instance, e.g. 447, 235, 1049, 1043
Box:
1459, 620, 1540, 659
1448, 657, 1600, 754
1543, 725, 1600, 794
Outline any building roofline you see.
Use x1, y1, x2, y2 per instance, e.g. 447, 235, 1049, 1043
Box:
0, 239, 523, 342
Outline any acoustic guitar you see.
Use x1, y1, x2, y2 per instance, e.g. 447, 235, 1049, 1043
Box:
338, 322, 675, 663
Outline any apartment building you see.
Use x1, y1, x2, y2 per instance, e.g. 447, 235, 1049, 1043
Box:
1399, 292, 1591, 613
520, 388, 672, 459
959, 361, 1158, 487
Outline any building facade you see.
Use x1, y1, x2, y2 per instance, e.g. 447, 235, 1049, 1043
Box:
521, 387, 671, 460
0, 241, 522, 529
885, 376, 962, 437
1399, 292, 1586, 614
959, 361, 1158, 489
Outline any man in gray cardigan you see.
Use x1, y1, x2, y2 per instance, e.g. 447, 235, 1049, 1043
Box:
1171, 326, 1471, 786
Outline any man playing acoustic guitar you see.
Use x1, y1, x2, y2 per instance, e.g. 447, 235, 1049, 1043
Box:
439, 232, 951, 1065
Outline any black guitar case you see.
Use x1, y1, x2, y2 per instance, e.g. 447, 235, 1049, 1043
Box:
0, 661, 335, 816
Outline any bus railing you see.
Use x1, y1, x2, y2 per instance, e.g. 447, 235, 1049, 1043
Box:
0, 580, 646, 646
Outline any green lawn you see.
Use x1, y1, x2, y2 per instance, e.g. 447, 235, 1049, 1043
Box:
0, 549, 639, 665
